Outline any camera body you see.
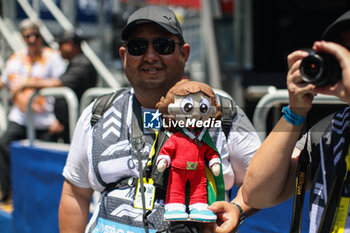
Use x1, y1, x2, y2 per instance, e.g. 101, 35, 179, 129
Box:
300, 50, 341, 86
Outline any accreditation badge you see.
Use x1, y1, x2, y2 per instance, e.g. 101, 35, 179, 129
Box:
332, 197, 350, 233
134, 178, 156, 210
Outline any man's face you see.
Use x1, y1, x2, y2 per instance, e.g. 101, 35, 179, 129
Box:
59, 40, 74, 59
119, 23, 190, 94
22, 28, 42, 50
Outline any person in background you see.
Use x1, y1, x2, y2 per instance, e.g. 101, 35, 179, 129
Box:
16, 29, 98, 143
0, 18, 66, 203
58, 5, 260, 233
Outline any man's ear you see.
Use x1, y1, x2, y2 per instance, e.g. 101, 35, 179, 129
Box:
119, 46, 126, 60
181, 44, 190, 62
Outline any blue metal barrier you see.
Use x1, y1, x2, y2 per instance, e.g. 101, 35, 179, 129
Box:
10, 140, 69, 233
0, 210, 12, 233
229, 186, 310, 233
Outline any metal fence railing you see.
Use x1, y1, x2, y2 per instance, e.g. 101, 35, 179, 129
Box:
26, 87, 78, 144
0, 102, 7, 135
253, 89, 346, 140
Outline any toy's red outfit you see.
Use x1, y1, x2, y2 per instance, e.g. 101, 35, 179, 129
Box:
157, 130, 220, 206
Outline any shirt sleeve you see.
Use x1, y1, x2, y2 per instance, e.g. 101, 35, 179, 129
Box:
227, 106, 261, 187
47, 51, 66, 78
62, 103, 93, 188
2, 56, 24, 87
60, 56, 93, 88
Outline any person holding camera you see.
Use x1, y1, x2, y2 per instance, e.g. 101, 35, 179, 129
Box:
241, 40, 350, 232
209, 11, 350, 233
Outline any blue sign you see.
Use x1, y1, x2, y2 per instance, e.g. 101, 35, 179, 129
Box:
143, 110, 161, 129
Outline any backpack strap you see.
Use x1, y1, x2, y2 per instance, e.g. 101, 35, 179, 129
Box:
289, 113, 335, 233
217, 94, 237, 139
289, 136, 311, 233
90, 88, 127, 127
130, 96, 150, 233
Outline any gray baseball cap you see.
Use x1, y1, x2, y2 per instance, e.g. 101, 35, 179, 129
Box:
121, 5, 183, 41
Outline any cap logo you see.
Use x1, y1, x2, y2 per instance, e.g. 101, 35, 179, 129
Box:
163, 15, 172, 21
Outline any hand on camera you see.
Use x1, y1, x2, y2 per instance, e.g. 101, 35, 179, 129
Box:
312, 41, 350, 104
286, 50, 315, 117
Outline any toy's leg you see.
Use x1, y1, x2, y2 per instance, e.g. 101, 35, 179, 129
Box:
164, 203, 188, 220
188, 170, 207, 205
164, 167, 188, 220
189, 203, 217, 222
188, 170, 216, 222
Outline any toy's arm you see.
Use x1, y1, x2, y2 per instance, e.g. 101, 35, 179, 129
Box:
211, 163, 221, 176
157, 159, 168, 172
207, 147, 221, 176
156, 136, 175, 172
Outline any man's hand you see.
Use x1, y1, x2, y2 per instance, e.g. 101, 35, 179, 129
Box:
49, 119, 64, 135
312, 41, 350, 104
0, 80, 5, 89
208, 201, 240, 233
286, 50, 315, 117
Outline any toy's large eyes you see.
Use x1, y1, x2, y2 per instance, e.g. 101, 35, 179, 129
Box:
180, 97, 193, 113
199, 99, 210, 114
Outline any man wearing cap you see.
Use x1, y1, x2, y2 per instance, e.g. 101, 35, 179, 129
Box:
212, 10, 350, 233
58, 5, 260, 233
17, 29, 97, 143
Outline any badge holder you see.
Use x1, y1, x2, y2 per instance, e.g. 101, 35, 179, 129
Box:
134, 178, 156, 210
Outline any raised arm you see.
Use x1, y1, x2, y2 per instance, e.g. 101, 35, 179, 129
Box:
243, 41, 350, 209
242, 49, 313, 208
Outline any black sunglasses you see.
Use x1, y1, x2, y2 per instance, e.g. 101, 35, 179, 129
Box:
125, 37, 181, 56
23, 33, 41, 39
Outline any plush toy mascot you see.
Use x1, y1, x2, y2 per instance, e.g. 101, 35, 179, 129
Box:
156, 80, 224, 222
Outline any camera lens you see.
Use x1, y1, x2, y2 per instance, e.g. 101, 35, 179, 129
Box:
300, 51, 341, 87
301, 55, 323, 81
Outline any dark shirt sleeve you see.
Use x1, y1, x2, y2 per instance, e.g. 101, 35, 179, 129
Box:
54, 54, 97, 141
60, 53, 97, 99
